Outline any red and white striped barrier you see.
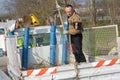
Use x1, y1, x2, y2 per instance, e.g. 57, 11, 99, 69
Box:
22, 67, 57, 77
92, 58, 120, 68
22, 58, 120, 77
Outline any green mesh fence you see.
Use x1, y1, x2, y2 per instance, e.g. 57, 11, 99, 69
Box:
82, 25, 118, 56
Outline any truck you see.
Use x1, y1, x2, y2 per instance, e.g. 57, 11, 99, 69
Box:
2, 22, 120, 80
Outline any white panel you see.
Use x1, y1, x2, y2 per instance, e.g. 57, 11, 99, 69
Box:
6, 36, 21, 78
0, 35, 5, 51
27, 44, 63, 67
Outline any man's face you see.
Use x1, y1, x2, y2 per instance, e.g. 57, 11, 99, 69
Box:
65, 7, 73, 17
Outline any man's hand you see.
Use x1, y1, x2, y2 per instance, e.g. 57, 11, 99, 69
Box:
63, 30, 68, 34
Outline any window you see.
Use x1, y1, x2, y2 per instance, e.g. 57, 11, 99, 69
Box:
0, 29, 4, 34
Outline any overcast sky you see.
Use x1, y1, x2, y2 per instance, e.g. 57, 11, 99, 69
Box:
74, 0, 86, 5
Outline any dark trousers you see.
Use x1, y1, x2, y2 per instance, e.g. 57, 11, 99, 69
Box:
71, 33, 86, 63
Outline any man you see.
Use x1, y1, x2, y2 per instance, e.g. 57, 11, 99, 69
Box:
64, 4, 86, 63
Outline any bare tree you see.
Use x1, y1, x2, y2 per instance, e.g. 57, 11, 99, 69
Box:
4, 0, 68, 25
87, 0, 96, 26
110, 0, 117, 24
96, 0, 118, 24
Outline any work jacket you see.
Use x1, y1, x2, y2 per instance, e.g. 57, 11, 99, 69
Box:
67, 12, 83, 35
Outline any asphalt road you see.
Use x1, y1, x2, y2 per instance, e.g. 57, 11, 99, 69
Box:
0, 56, 8, 73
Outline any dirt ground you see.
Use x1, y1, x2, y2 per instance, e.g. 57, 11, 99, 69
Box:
0, 56, 8, 73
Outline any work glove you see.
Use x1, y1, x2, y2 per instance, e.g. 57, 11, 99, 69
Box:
63, 30, 68, 34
